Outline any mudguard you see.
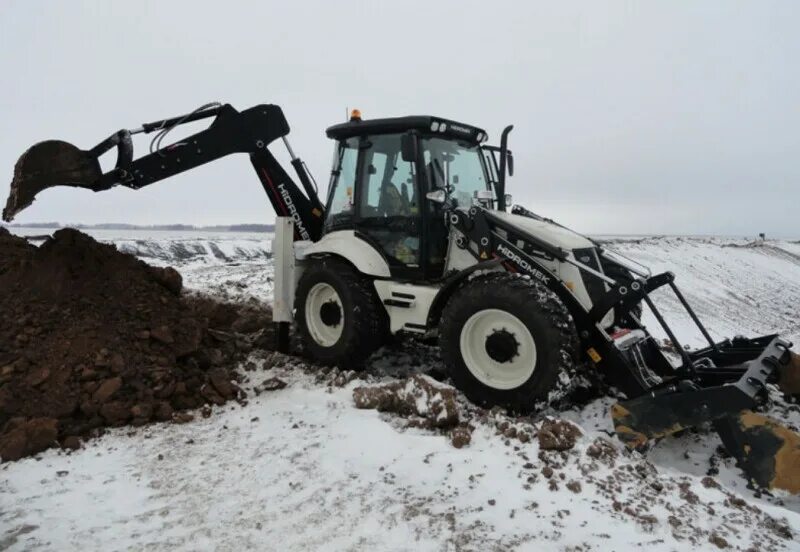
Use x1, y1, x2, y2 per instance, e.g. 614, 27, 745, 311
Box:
296, 230, 391, 278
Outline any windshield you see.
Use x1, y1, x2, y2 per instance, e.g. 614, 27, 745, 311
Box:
422, 137, 489, 208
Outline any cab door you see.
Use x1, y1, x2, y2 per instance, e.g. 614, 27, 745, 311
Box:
355, 134, 424, 280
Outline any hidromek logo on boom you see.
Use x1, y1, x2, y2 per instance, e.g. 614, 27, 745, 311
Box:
278, 182, 310, 240
497, 244, 551, 284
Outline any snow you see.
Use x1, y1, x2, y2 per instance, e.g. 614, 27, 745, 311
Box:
2, 230, 800, 551
604, 236, 800, 348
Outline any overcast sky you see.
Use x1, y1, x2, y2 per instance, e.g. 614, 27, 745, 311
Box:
1, 1, 797, 237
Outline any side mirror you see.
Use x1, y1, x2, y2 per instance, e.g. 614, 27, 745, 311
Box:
426, 189, 446, 204
401, 133, 418, 162
506, 151, 514, 176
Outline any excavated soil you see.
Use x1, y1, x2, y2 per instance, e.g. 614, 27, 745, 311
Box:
0, 228, 272, 461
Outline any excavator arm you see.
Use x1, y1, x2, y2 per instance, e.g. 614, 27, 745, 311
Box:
3, 103, 325, 241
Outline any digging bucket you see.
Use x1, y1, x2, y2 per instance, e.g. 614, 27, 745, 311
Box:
4, 140, 104, 222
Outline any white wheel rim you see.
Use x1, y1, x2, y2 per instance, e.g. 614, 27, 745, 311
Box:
305, 282, 344, 347
459, 309, 537, 390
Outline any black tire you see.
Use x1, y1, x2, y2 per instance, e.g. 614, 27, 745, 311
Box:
294, 257, 387, 368
601, 261, 643, 327
439, 273, 577, 413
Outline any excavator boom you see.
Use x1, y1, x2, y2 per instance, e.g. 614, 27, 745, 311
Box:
3, 103, 324, 241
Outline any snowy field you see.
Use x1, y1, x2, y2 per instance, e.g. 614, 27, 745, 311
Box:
2, 228, 800, 551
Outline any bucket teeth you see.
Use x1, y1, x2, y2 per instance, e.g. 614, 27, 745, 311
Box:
716, 411, 800, 494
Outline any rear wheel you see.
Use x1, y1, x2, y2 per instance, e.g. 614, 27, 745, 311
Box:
295, 257, 387, 368
439, 273, 577, 413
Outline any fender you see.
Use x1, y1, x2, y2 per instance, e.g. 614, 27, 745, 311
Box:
426, 259, 504, 327
295, 230, 391, 278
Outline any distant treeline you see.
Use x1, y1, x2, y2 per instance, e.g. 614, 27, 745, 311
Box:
1, 222, 275, 232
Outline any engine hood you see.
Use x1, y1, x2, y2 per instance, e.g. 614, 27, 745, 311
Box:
488, 210, 594, 251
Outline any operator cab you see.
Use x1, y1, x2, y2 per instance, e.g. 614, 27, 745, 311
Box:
324, 111, 501, 280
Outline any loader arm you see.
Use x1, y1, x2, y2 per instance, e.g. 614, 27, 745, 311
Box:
3, 103, 325, 241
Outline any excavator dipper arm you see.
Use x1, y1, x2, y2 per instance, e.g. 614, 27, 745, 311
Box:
3, 103, 324, 241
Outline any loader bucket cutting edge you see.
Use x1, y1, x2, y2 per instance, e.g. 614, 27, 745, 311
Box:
611, 402, 689, 448
3, 140, 103, 222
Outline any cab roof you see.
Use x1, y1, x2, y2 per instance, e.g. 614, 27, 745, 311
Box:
325, 115, 488, 144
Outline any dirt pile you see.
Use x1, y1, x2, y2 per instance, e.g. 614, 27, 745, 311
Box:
0, 228, 271, 460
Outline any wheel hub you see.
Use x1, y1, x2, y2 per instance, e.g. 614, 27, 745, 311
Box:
458, 308, 538, 390
485, 329, 519, 363
305, 282, 344, 347
319, 300, 342, 327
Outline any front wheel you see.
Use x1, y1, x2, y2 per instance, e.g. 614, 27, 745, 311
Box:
439, 273, 577, 413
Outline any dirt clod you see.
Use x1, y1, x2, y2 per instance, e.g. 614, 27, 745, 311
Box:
353, 375, 459, 429
93, 377, 122, 404
709, 532, 730, 549
450, 424, 473, 448
566, 480, 582, 493
61, 435, 81, 450
537, 418, 582, 451
701, 476, 720, 489
0, 417, 58, 460
258, 377, 288, 392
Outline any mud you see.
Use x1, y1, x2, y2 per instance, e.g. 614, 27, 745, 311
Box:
0, 228, 271, 460
353, 374, 460, 429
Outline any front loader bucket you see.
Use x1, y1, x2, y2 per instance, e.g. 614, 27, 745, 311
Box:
612, 336, 800, 493
716, 411, 800, 494
611, 383, 753, 448
3, 140, 103, 221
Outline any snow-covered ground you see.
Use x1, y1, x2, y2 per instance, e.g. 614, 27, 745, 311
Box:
2, 229, 800, 551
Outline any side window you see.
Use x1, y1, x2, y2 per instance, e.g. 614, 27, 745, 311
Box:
360, 135, 416, 219
324, 139, 358, 230
361, 149, 388, 217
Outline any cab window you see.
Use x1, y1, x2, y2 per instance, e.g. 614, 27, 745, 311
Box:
324, 138, 358, 231
361, 135, 417, 219
358, 134, 420, 267
422, 137, 489, 208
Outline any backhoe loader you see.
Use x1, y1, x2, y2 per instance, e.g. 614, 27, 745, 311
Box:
4, 102, 799, 493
